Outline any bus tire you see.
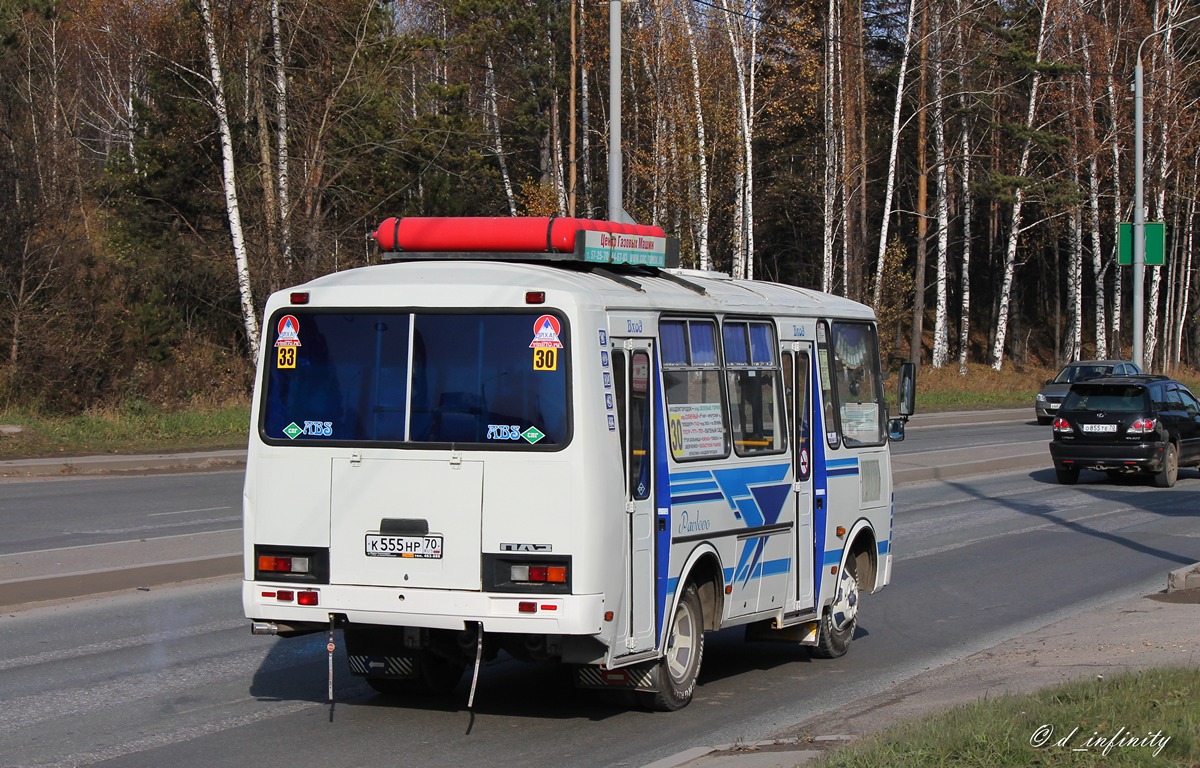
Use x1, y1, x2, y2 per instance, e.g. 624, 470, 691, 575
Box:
642, 583, 704, 711
364, 651, 464, 697
811, 559, 858, 659
417, 650, 466, 695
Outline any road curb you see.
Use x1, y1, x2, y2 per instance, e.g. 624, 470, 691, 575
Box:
0, 450, 245, 478
1167, 562, 1200, 592
0, 554, 241, 608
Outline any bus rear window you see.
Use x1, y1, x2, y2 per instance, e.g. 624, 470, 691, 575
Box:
261, 311, 569, 447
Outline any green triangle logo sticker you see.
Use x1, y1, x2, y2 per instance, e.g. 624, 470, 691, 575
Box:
521, 426, 545, 444
283, 422, 303, 440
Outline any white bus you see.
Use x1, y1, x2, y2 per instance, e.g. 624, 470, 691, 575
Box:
243, 216, 915, 710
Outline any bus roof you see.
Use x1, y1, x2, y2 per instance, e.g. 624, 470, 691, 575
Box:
281, 259, 876, 321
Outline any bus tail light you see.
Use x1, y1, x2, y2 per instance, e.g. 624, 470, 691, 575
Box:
510, 564, 568, 584
257, 555, 311, 575
297, 591, 319, 606
254, 546, 329, 584
485, 555, 572, 594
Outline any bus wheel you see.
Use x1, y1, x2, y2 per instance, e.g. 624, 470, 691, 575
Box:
811, 560, 858, 659
642, 583, 704, 711
417, 650, 466, 695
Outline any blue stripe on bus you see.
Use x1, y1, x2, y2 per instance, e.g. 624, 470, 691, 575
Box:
671, 491, 725, 504
826, 457, 860, 477
753, 558, 791, 578
671, 479, 719, 491
878, 539, 890, 555
671, 470, 718, 482
823, 549, 842, 567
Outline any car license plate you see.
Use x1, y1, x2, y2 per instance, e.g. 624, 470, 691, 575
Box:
365, 534, 443, 559
1081, 423, 1117, 433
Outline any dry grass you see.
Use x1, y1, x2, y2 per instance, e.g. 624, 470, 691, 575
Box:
911, 362, 1200, 412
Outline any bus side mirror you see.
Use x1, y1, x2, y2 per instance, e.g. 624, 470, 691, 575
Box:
888, 363, 915, 442
897, 362, 916, 418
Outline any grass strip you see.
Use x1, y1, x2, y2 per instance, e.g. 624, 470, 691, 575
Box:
814, 667, 1200, 767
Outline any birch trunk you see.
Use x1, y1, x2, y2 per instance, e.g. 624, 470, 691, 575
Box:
722, 0, 756, 279
1080, 27, 1107, 358
1101, 2, 1123, 355
956, 0, 973, 374
1065, 37, 1082, 363
681, 0, 710, 270
1177, 157, 1198, 365
270, 0, 292, 272
990, 0, 1050, 371
931, 3, 950, 368
873, 0, 918, 307
199, 0, 260, 361
486, 54, 517, 215
822, 0, 838, 293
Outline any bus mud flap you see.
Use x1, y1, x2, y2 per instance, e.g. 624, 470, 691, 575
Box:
467, 622, 484, 709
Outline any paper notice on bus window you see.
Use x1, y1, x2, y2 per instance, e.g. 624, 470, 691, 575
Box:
840, 402, 879, 442
668, 402, 726, 459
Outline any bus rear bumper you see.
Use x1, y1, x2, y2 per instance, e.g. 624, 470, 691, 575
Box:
243, 581, 607, 636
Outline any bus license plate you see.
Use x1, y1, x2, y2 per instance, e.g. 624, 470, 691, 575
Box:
365, 534, 443, 559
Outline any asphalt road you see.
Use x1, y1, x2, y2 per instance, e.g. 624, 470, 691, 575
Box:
3, 417, 1197, 768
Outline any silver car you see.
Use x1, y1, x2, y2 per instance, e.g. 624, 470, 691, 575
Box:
1035, 359, 1143, 425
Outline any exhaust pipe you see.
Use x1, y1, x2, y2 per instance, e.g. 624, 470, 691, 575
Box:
251, 621, 279, 636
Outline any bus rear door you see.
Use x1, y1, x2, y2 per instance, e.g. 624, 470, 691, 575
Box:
783, 342, 815, 611
612, 341, 657, 654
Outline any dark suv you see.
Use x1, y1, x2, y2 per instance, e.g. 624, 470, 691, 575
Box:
1048, 375, 1200, 487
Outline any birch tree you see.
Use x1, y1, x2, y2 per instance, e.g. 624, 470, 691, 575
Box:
873, 0, 918, 308
822, 0, 838, 293
990, 0, 1053, 371
198, 0, 260, 360
680, 0, 710, 269
1079, 20, 1108, 359
930, 1, 951, 368
270, 0, 293, 272
721, 0, 758, 279
955, 0, 975, 375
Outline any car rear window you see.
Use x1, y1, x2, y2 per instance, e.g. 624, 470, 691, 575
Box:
1060, 384, 1149, 413
1054, 364, 1112, 384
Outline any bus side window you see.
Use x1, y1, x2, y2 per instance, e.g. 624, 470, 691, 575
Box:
614, 351, 629, 488
723, 321, 785, 455
613, 349, 651, 500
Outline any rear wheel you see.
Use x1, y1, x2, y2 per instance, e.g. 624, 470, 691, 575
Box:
1154, 443, 1178, 488
1055, 466, 1080, 485
811, 558, 859, 659
364, 651, 465, 696
642, 583, 704, 711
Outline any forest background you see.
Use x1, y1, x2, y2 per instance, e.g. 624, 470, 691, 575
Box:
1, 0, 1199, 414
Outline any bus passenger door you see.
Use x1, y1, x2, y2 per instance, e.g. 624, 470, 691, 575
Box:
783, 344, 815, 611
613, 343, 657, 653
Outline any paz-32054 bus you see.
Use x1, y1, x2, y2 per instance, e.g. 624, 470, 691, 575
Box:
243, 217, 915, 710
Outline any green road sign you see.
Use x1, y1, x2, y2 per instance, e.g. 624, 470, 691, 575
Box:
1118, 222, 1165, 266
